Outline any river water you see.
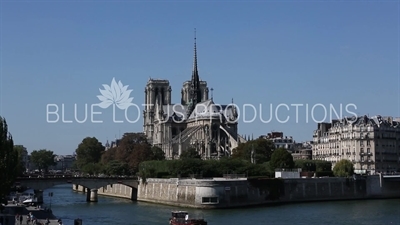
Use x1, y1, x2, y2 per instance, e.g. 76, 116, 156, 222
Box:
37, 184, 399, 225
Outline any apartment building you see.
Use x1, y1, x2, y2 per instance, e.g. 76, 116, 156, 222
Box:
312, 115, 400, 175
292, 142, 313, 160
53, 155, 76, 171
261, 132, 295, 150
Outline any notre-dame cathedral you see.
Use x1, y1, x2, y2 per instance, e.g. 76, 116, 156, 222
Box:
143, 35, 246, 159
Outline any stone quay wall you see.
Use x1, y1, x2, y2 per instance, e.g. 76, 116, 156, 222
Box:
72, 175, 400, 209
137, 178, 256, 208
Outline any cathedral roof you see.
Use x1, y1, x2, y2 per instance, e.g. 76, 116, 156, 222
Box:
188, 99, 220, 120
187, 99, 238, 122
157, 99, 238, 123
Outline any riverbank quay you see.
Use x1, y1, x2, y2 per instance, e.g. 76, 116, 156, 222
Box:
73, 174, 400, 209
0, 204, 60, 225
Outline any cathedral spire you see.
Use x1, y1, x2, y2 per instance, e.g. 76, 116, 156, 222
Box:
190, 28, 201, 104
187, 28, 202, 116
192, 28, 198, 81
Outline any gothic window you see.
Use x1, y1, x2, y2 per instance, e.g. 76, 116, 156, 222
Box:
160, 88, 164, 104
172, 127, 178, 137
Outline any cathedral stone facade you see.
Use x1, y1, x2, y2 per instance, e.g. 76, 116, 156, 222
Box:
143, 37, 246, 159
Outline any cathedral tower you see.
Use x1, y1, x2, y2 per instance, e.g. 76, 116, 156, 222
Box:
143, 79, 171, 141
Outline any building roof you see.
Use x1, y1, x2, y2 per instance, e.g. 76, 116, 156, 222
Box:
188, 99, 222, 120
332, 115, 400, 128
158, 99, 237, 123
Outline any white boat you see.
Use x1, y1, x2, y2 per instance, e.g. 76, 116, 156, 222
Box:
20, 193, 38, 205
22, 197, 38, 205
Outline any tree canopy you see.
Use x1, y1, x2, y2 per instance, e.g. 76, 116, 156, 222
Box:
30, 149, 56, 172
294, 159, 332, 172
101, 132, 160, 175
180, 147, 201, 159
139, 157, 271, 179
269, 148, 295, 171
333, 159, 354, 177
232, 138, 275, 164
104, 160, 130, 175
151, 146, 165, 160
14, 145, 27, 176
0, 117, 18, 211
75, 137, 105, 170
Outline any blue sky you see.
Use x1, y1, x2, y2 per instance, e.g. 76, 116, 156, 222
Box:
0, 0, 399, 155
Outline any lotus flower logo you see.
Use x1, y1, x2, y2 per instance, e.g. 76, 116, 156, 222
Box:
97, 78, 134, 110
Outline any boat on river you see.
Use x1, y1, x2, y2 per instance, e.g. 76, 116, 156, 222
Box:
169, 211, 207, 225
20, 193, 39, 206
22, 197, 39, 206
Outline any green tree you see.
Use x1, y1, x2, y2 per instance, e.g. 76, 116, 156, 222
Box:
82, 163, 103, 176
269, 148, 295, 171
333, 159, 354, 177
30, 149, 56, 172
232, 138, 274, 164
14, 145, 27, 176
314, 160, 332, 172
0, 117, 18, 211
101, 147, 116, 165
117, 132, 154, 173
151, 146, 165, 160
75, 137, 105, 170
294, 159, 316, 171
105, 160, 130, 175
180, 147, 201, 159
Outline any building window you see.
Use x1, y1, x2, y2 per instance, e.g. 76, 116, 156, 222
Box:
360, 148, 364, 153
202, 197, 218, 204
367, 148, 370, 153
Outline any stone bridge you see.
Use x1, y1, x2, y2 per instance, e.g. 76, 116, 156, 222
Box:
15, 177, 139, 203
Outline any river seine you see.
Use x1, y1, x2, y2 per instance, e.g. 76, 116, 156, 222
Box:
39, 184, 399, 225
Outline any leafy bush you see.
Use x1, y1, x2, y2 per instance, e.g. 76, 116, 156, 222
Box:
138, 158, 271, 179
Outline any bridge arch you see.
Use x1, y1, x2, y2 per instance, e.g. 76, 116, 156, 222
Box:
15, 177, 139, 203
